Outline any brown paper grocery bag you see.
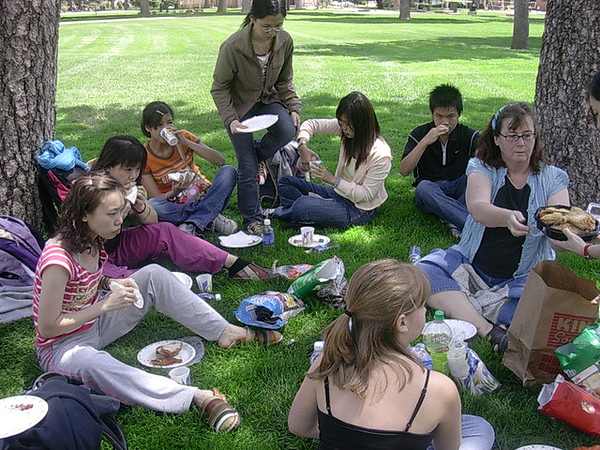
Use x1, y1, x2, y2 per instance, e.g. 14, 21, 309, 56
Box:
502, 260, 599, 386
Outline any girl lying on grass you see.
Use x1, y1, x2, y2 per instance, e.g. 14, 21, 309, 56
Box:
33, 173, 282, 432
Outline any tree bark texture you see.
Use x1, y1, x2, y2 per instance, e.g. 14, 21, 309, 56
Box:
0, 0, 60, 226
535, 0, 600, 208
241, 0, 251, 13
140, 0, 150, 15
217, 0, 227, 13
511, 0, 529, 49
399, 0, 410, 19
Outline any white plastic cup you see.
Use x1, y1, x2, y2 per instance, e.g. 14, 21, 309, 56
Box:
301, 226, 315, 247
196, 273, 213, 293
168, 367, 190, 385
160, 128, 178, 146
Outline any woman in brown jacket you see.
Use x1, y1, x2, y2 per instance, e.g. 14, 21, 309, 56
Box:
211, 0, 302, 234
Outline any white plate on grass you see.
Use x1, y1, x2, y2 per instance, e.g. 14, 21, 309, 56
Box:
514, 446, 564, 450
288, 234, 330, 248
0, 395, 49, 438
137, 340, 196, 369
219, 231, 262, 248
425, 319, 477, 340
171, 272, 193, 289
236, 114, 278, 133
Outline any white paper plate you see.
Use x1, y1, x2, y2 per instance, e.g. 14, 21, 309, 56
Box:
171, 272, 193, 289
0, 395, 49, 439
236, 114, 279, 133
514, 446, 564, 450
425, 319, 477, 340
288, 234, 331, 248
219, 231, 262, 248
137, 340, 196, 369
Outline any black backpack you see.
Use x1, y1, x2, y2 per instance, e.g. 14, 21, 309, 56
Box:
1, 373, 127, 450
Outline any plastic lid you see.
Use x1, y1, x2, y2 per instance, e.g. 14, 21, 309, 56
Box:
264, 219, 271, 226
313, 340, 324, 351
434, 310, 445, 321
214, 293, 222, 301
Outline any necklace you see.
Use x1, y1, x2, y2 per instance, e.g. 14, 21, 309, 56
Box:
253, 39, 271, 55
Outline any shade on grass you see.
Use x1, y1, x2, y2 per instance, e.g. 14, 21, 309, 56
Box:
2, 9, 598, 449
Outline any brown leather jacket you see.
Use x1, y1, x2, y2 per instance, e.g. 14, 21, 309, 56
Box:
211, 24, 302, 128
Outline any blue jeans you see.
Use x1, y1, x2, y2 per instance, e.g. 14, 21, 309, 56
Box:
414, 175, 469, 229
228, 102, 296, 226
427, 414, 495, 450
149, 165, 237, 231
272, 175, 376, 228
417, 248, 528, 325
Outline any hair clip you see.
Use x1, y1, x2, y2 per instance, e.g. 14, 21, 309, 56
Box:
155, 109, 164, 116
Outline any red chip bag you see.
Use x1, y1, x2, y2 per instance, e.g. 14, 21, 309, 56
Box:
538, 375, 600, 437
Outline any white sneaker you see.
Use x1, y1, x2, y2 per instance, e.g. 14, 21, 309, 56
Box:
207, 214, 238, 235
178, 222, 197, 236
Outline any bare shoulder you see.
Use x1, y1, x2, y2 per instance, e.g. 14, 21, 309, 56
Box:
426, 371, 460, 405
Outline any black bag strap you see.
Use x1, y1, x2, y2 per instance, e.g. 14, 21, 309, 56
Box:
101, 414, 128, 450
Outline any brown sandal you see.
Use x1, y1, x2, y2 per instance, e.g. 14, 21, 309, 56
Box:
201, 388, 241, 433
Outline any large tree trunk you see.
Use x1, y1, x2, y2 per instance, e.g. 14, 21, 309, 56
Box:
511, 0, 529, 49
399, 0, 410, 19
140, 0, 150, 15
0, 0, 60, 227
242, 0, 251, 13
535, 0, 600, 208
216, 0, 227, 13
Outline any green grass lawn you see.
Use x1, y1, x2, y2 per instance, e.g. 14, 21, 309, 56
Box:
3, 9, 599, 449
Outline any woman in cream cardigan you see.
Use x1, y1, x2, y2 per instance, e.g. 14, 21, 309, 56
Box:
272, 91, 392, 229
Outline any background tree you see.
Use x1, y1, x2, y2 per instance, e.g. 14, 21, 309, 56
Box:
242, 0, 251, 12
399, 0, 410, 19
535, 0, 600, 208
0, 0, 61, 226
217, 0, 227, 13
511, 0, 529, 49
140, 0, 150, 15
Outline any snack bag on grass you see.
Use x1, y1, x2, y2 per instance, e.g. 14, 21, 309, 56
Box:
537, 375, 600, 437
287, 256, 344, 300
234, 291, 305, 329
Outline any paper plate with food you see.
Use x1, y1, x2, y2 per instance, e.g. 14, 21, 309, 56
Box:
0, 395, 49, 439
137, 340, 196, 369
535, 205, 600, 241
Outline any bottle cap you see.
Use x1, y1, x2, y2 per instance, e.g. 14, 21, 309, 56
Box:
434, 310, 445, 321
264, 219, 271, 226
314, 340, 324, 351
214, 293, 222, 301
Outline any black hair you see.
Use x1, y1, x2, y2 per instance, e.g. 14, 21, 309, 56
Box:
241, 0, 287, 28
336, 91, 381, 169
141, 101, 174, 138
429, 84, 463, 115
92, 135, 147, 176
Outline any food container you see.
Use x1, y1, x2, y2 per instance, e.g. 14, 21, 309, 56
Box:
535, 205, 600, 242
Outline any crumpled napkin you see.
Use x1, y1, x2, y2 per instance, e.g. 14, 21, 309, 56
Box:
219, 231, 262, 248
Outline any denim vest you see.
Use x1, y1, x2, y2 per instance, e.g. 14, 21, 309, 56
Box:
454, 159, 569, 278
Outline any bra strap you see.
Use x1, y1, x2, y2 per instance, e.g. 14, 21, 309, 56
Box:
324, 376, 332, 416
404, 369, 430, 432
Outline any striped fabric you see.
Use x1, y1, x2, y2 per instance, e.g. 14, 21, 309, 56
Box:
33, 244, 107, 348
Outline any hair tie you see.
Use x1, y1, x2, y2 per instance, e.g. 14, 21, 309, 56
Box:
344, 309, 353, 317
491, 104, 511, 132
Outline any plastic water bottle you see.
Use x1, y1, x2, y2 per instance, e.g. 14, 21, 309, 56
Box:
197, 293, 221, 302
447, 339, 470, 380
261, 219, 274, 248
422, 310, 453, 375
408, 245, 421, 263
310, 340, 325, 364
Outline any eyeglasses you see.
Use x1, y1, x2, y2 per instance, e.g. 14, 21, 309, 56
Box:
498, 132, 536, 142
262, 25, 283, 33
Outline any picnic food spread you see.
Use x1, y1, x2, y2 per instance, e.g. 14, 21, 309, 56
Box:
150, 342, 183, 366
538, 206, 596, 234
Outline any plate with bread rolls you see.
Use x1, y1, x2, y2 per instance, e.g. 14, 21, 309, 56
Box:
137, 340, 196, 369
535, 205, 600, 242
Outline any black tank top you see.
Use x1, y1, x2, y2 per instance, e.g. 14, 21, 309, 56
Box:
317, 370, 434, 450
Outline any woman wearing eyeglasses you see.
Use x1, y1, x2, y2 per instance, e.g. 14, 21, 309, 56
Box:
211, 0, 301, 234
271, 91, 392, 229
415, 103, 569, 354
